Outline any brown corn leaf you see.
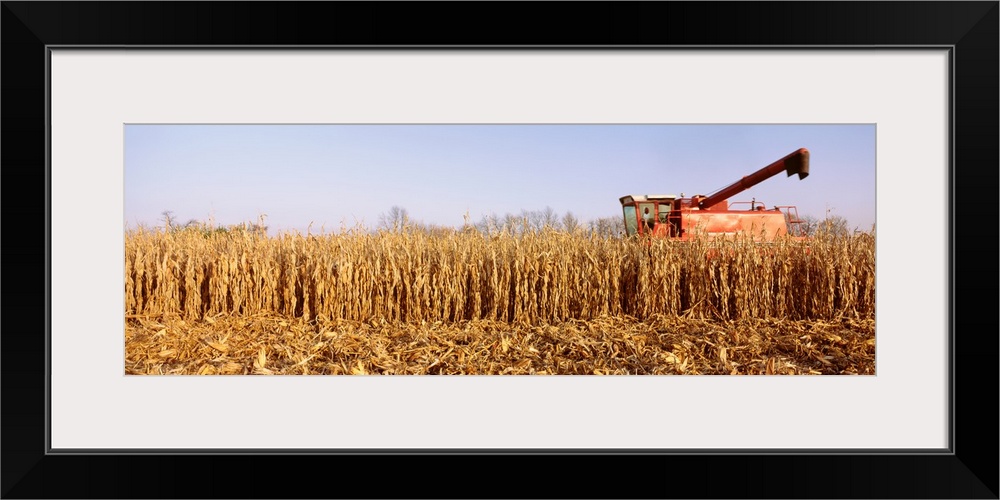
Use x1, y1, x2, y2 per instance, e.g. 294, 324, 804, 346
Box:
351, 360, 367, 375
208, 342, 229, 353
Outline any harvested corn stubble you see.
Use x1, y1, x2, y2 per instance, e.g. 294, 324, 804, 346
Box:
125, 313, 874, 375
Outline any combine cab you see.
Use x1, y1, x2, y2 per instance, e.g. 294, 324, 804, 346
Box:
620, 148, 810, 241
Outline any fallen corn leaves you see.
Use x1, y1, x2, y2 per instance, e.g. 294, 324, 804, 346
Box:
125, 313, 874, 375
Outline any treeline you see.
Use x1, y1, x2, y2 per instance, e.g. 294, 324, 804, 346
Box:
380, 205, 623, 238
150, 211, 271, 237
147, 206, 866, 239
380, 205, 867, 238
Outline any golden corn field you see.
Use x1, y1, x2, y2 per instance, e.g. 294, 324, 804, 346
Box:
125, 227, 876, 375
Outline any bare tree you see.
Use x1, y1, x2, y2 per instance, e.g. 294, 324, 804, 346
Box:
798, 215, 820, 236
378, 205, 410, 232
541, 206, 560, 230
562, 211, 580, 234
589, 216, 623, 238
476, 212, 503, 235
501, 213, 521, 235
816, 215, 850, 236
520, 209, 540, 233
161, 210, 176, 231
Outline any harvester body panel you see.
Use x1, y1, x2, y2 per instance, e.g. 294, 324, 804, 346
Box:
680, 209, 790, 240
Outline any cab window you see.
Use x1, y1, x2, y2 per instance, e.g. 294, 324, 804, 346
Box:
622, 205, 637, 236
638, 203, 656, 230
658, 203, 670, 223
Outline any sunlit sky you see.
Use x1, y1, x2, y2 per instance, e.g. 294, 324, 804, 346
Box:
125, 124, 875, 235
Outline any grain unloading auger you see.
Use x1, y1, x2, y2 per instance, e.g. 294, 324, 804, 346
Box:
619, 148, 810, 240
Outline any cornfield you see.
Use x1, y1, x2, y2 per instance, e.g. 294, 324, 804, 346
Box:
125, 227, 876, 374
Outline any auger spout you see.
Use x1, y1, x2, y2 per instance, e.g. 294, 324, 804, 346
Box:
697, 148, 809, 210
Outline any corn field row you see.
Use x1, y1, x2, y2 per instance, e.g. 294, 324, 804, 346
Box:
125, 228, 875, 323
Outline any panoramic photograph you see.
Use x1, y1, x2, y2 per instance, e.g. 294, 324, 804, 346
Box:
124, 124, 876, 375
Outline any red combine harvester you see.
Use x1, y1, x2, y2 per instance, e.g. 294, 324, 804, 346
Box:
619, 148, 810, 240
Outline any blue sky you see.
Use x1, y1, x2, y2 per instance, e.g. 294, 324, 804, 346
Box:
124, 124, 876, 235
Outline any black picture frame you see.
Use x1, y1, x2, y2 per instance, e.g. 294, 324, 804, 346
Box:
2, 2, 996, 498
